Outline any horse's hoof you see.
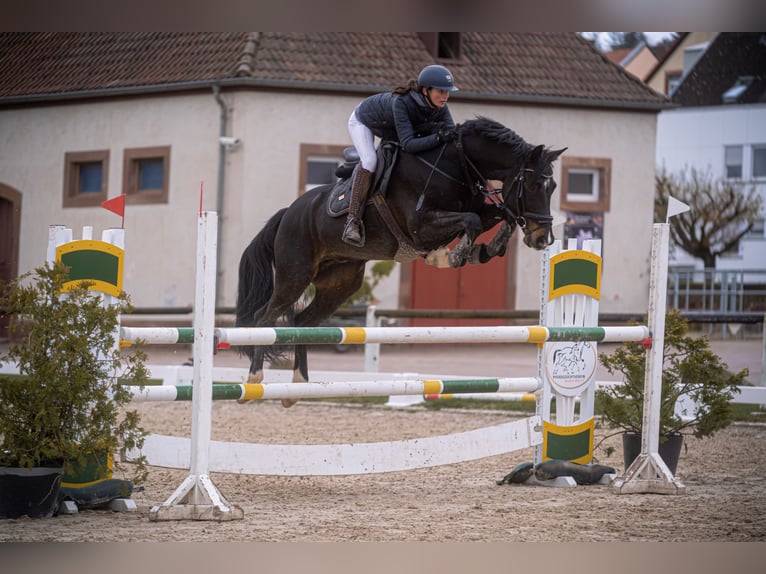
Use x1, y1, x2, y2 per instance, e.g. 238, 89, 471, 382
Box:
424, 247, 451, 268
447, 250, 467, 268
468, 245, 483, 265
281, 399, 298, 408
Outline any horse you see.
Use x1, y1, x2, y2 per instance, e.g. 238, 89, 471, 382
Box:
236, 116, 566, 406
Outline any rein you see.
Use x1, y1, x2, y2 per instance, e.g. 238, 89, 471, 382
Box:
414, 144, 465, 211
454, 132, 553, 241
412, 130, 554, 246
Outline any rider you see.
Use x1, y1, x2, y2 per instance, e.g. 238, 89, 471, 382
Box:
342, 64, 459, 247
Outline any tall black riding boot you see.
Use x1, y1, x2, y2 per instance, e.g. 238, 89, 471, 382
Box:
342, 166, 373, 247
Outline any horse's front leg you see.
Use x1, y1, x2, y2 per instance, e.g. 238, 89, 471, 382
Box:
447, 234, 473, 268
467, 221, 515, 265
418, 211, 483, 268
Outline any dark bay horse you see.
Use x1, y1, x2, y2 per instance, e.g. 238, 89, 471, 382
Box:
236, 117, 565, 405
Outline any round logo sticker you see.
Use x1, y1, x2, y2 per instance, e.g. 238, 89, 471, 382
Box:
544, 341, 597, 396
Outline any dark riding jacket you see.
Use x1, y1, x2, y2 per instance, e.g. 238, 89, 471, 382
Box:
355, 90, 455, 154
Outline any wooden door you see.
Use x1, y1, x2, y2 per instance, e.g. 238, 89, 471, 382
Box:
0, 187, 22, 340
409, 229, 513, 326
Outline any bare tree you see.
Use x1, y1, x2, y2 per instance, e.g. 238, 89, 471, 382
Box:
655, 167, 763, 268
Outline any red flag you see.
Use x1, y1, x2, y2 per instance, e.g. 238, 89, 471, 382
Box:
101, 194, 126, 217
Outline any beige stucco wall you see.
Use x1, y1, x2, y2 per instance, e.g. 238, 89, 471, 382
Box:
1, 93, 221, 309
0, 88, 658, 316
624, 47, 658, 81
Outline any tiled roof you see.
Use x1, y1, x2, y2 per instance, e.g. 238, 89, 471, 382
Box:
0, 32, 669, 108
673, 32, 766, 106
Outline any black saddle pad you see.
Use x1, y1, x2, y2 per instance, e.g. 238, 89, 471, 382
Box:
327, 177, 354, 217
326, 143, 399, 218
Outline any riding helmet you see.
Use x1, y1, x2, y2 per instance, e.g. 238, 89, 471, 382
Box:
417, 65, 459, 92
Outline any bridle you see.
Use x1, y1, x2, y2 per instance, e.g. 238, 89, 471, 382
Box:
422, 131, 555, 246
496, 167, 555, 247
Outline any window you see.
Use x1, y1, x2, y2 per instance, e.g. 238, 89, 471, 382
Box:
417, 32, 461, 61
437, 33, 461, 60
123, 146, 170, 204
723, 76, 754, 104
63, 150, 109, 207
752, 145, 766, 179
566, 169, 599, 202
299, 144, 346, 194
682, 43, 707, 75
747, 218, 764, 239
306, 158, 342, 192
559, 157, 611, 212
724, 145, 743, 179
665, 71, 682, 95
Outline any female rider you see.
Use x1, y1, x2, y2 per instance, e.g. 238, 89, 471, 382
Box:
342, 64, 459, 247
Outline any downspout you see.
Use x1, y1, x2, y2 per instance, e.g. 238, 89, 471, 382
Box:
213, 84, 227, 308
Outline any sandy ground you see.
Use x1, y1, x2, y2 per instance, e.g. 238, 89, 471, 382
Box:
1, 339, 765, 542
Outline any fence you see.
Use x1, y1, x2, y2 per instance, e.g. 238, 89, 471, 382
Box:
667, 268, 766, 339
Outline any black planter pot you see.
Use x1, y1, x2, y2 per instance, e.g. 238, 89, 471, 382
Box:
0, 466, 64, 519
622, 432, 684, 475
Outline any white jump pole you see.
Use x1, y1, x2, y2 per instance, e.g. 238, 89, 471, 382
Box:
611, 221, 686, 494
149, 211, 244, 521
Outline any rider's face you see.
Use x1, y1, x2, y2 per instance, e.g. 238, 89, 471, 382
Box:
425, 87, 450, 108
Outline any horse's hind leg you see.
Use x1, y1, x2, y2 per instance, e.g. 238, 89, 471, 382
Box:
281, 345, 308, 408
245, 273, 314, 404
280, 261, 367, 407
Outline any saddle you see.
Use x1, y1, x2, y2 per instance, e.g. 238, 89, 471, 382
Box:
327, 142, 399, 218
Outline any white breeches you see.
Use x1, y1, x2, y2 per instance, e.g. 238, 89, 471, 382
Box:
348, 107, 377, 172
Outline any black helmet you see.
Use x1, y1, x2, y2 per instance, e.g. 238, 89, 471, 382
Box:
417, 65, 459, 92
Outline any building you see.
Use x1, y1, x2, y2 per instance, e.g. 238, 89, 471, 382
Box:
653, 33, 766, 276
0, 32, 669, 334
605, 41, 659, 82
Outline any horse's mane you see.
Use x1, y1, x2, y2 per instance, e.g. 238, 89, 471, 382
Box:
458, 116, 532, 156
458, 116, 556, 177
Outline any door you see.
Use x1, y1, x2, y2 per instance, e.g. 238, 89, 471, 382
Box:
409, 229, 515, 326
0, 185, 22, 340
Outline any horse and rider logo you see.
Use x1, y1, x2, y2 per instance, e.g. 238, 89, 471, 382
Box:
544, 341, 597, 396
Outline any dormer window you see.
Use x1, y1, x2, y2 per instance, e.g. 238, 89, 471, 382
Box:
418, 33, 461, 61
723, 76, 754, 104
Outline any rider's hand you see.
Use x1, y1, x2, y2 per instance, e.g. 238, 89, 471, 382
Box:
437, 127, 457, 144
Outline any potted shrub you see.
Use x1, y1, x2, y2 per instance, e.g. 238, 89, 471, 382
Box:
0, 261, 148, 519
596, 308, 746, 474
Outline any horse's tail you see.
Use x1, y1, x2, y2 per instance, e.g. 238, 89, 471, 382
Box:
235, 208, 287, 329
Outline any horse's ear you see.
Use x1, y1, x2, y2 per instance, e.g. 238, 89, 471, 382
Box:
531, 144, 545, 163
550, 147, 567, 161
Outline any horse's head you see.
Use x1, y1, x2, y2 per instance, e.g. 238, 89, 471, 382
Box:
500, 144, 566, 250
456, 117, 566, 250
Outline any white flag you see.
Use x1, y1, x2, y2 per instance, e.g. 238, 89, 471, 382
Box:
666, 196, 690, 222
